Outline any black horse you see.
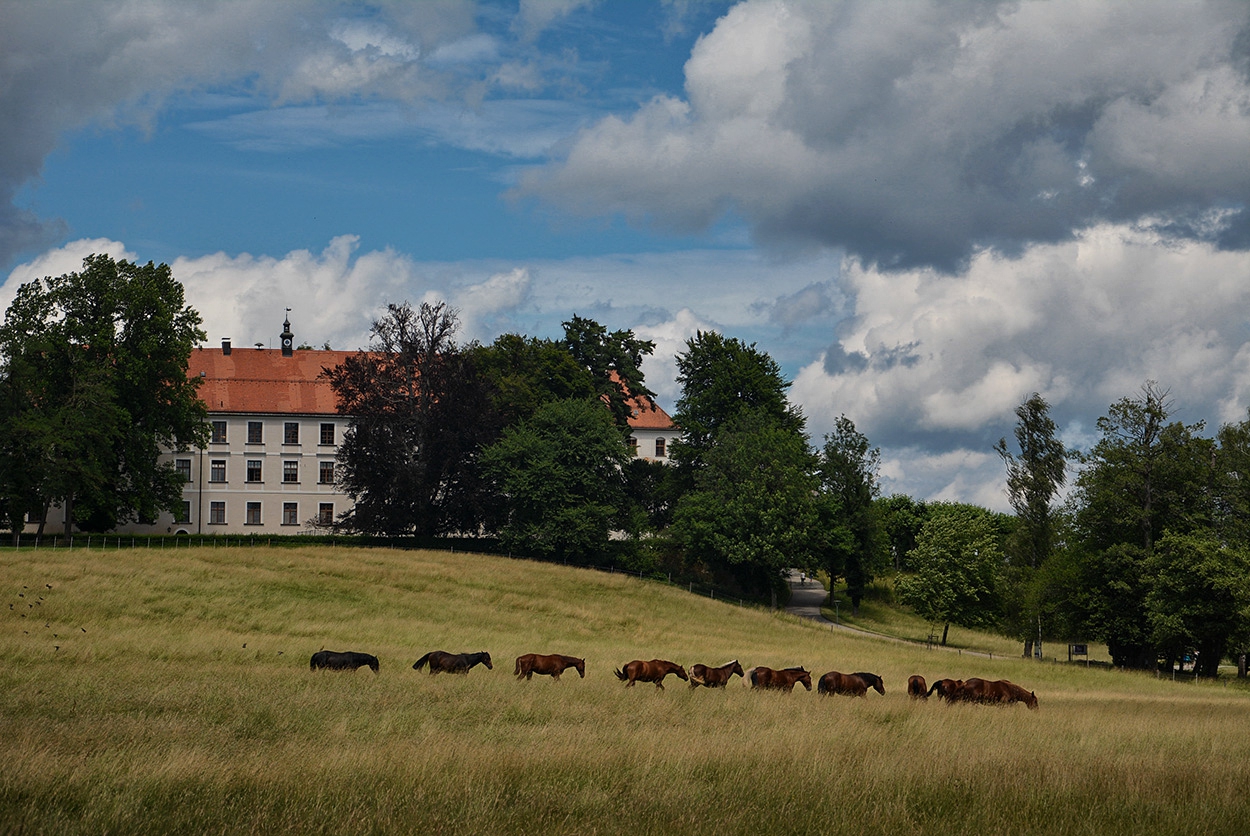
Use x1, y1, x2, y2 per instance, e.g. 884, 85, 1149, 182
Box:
413, 650, 493, 675
310, 650, 379, 673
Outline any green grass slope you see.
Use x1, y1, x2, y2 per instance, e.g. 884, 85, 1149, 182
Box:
2, 545, 1249, 835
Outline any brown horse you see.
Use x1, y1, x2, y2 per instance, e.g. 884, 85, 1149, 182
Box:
747, 666, 812, 692
907, 674, 929, 699
689, 660, 745, 688
816, 670, 883, 697
953, 677, 1039, 709
926, 678, 963, 701
614, 659, 688, 689
412, 650, 492, 675
514, 653, 585, 681
310, 650, 379, 673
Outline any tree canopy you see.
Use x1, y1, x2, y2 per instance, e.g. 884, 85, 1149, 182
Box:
0, 254, 207, 535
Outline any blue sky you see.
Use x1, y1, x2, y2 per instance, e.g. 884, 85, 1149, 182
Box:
3, 0, 1250, 508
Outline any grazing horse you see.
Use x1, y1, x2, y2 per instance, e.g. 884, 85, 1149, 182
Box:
412, 650, 493, 675
747, 666, 812, 692
926, 678, 963, 701
816, 670, 880, 697
614, 659, 688, 689
310, 650, 379, 673
514, 653, 585, 681
954, 677, 1038, 709
689, 660, 745, 689
907, 675, 928, 699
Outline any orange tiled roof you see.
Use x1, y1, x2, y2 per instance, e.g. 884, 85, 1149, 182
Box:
188, 347, 678, 430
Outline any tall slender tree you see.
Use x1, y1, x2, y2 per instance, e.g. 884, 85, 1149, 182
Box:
819, 415, 886, 615
995, 392, 1068, 657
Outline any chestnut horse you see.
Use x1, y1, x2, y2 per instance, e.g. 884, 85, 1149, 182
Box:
689, 660, 745, 688
816, 670, 883, 697
310, 650, 379, 673
614, 659, 688, 689
953, 677, 1039, 709
412, 650, 493, 675
926, 678, 963, 701
907, 675, 928, 699
747, 666, 812, 692
514, 653, 585, 681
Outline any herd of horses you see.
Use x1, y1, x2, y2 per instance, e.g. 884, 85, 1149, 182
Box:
310, 649, 1037, 708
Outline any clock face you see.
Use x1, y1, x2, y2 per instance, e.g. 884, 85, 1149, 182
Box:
283, 338, 292, 347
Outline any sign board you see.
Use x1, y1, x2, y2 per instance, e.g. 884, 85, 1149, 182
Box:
1070, 644, 1088, 655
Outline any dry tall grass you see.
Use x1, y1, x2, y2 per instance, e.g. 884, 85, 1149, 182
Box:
2, 545, 1248, 834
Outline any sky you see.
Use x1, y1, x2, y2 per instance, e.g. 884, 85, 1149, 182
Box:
2, 0, 1250, 510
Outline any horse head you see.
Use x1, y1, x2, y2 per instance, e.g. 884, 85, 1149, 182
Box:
479, 652, 493, 670
574, 657, 585, 678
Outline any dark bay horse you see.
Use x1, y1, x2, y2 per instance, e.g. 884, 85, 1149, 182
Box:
412, 650, 492, 675
747, 666, 812, 692
817, 670, 883, 697
614, 659, 687, 689
907, 675, 928, 699
514, 653, 585, 681
310, 650, 379, 673
689, 660, 745, 689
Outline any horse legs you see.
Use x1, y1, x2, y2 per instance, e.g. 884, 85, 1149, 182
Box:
551, 671, 561, 681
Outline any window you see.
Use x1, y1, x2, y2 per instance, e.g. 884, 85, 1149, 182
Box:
209, 501, 226, 525
282, 502, 298, 526
628, 437, 638, 454
318, 503, 334, 526
211, 420, 227, 443
319, 461, 335, 484
209, 460, 226, 483
175, 501, 191, 524
247, 421, 264, 444
655, 437, 666, 458
284, 422, 299, 444
283, 460, 299, 483
246, 460, 262, 483
175, 458, 192, 482
245, 502, 262, 525
320, 423, 335, 445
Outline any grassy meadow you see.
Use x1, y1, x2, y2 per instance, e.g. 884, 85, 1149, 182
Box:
2, 544, 1250, 835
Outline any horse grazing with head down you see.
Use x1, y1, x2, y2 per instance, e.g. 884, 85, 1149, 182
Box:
817, 670, 883, 697
614, 659, 688, 689
907, 675, 928, 699
748, 666, 812, 692
412, 650, 492, 675
310, 650, 379, 673
926, 678, 963, 702
953, 677, 1038, 709
689, 660, 745, 689
514, 653, 585, 681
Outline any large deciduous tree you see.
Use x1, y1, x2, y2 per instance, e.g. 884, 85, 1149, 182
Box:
562, 314, 655, 433
896, 502, 1006, 646
671, 410, 826, 604
481, 397, 631, 562
325, 301, 491, 537
1070, 381, 1213, 669
0, 254, 207, 535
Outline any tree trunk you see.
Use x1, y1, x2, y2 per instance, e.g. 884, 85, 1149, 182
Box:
1023, 639, 1034, 658
941, 622, 950, 646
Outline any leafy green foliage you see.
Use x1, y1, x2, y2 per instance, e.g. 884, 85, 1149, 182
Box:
481, 398, 631, 562
561, 314, 655, 433
671, 410, 825, 598
818, 415, 887, 613
0, 254, 207, 534
895, 502, 1005, 643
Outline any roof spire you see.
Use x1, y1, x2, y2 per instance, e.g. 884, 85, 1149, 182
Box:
281, 308, 294, 357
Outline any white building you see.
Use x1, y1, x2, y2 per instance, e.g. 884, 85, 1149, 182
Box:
86, 322, 677, 537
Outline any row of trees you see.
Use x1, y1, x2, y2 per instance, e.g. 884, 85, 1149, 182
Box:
893, 384, 1250, 676
321, 302, 886, 607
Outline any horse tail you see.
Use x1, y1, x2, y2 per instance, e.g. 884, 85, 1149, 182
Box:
744, 667, 757, 687
614, 667, 628, 682
817, 675, 829, 694
413, 652, 432, 671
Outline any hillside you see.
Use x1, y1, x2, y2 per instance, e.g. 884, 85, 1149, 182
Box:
2, 545, 1249, 835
